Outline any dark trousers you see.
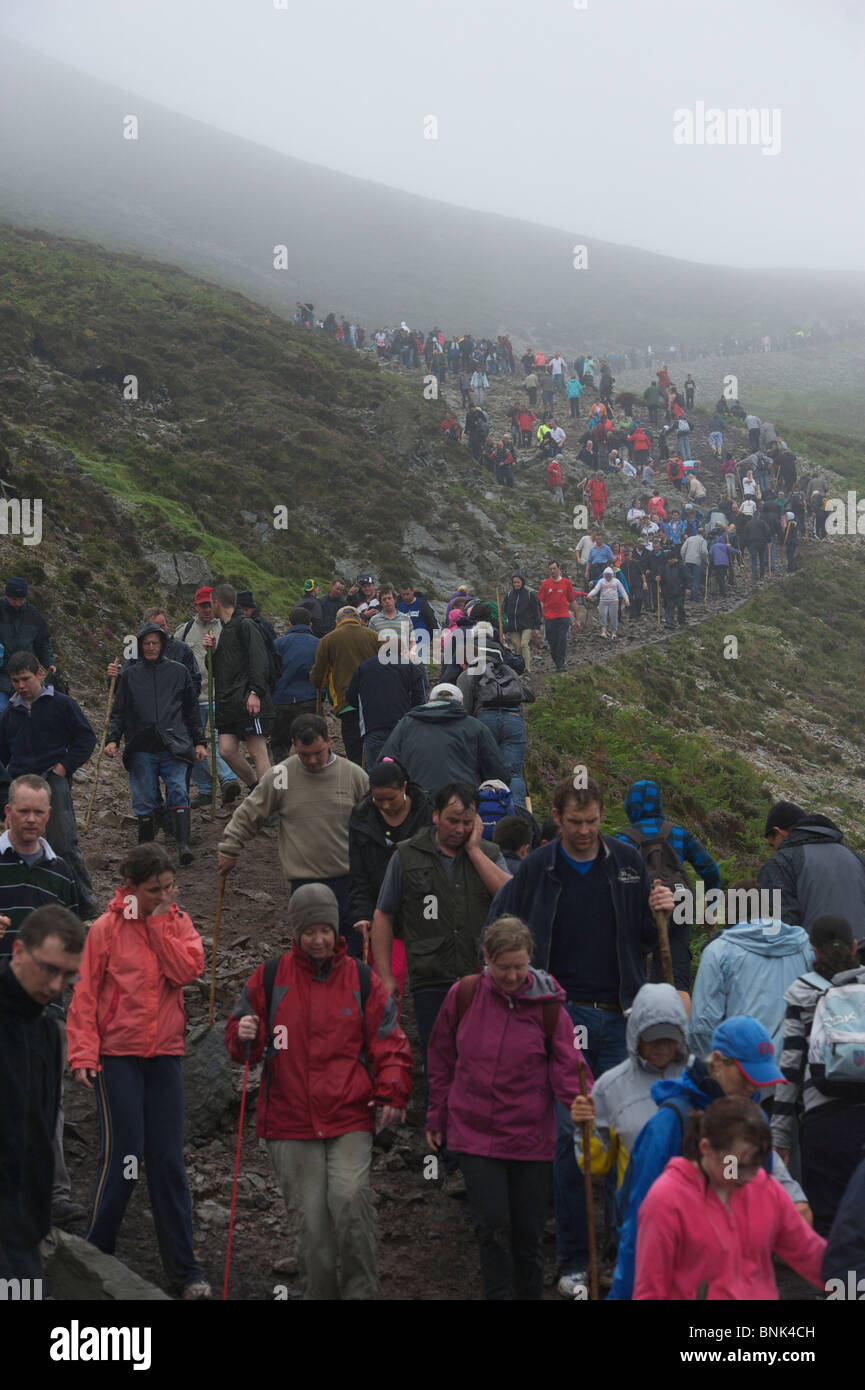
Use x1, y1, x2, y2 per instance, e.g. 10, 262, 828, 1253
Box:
45, 770, 95, 916
786, 541, 798, 573
711, 564, 728, 596
362, 728, 392, 769
545, 616, 570, 672
749, 545, 768, 580
413, 985, 458, 1174
568, 398, 580, 418
292, 874, 362, 959
271, 700, 317, 763
628, 591, 643, 620
87, 1056, 204, 1289
0, 1241, 43, 1284
337, 708, 363, 765
664, 594, 686, 627
802, 1104, 865, 1237
459, 1153, 551, 1299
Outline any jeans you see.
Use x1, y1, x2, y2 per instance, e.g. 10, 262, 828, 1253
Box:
725, 474, 738, 498
291, 875, 362, 959
268, 1132, 376, 1299
0, 1241, 43, 1284
127, 751, 190, 815
459, 1153, 551, 1299
52, 1018, 71, 1201
362, 728, 391, 770
554, 1005, 628, 1271
685, 562, 704, 599
749, 545, 768, 580
545, 616, 570, 672
802, 1105, 865, 1238
45, 770, 96, 916
678, 431, 691, 460
88, 1056, 205, 1288
190, 701, 238, 794
477, 709, 527, 806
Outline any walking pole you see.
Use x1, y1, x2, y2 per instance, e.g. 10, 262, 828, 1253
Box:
84, 674, 117, 833
656, 578, 661, 630
207, 639, 217, 812
223, 1040, 251, 1301
315, 688, 323, 717
704, 562, 710, 601
208, 873, 227, 1028
495, 586, 503, 638
577, 1060, 599, 1301
652, 878, 675, 987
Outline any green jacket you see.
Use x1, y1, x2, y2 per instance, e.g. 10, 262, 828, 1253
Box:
395, 826, 500, 990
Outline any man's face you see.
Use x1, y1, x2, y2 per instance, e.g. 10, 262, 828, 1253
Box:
240, 605, 255, 618
512, 577, 523, 590
6, 787, 51, 848
292, 736, 331, 772
380, 592, 396, 615
140, 633, 163, 661
5, 594, 26, 610
548, 564, 560, 581
360, 582, 375, 599
400, 587, 415, 605
329, 582, 345, 600
9, 668, 42, 702
554, 798, 603, 859
149, 613, 169, 633
11, 933, 82, 1007
433, 797, 476, 853
195, 600, 214, 624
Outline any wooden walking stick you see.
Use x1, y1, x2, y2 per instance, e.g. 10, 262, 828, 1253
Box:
495, 586, 503, 638
315, 688, 323, 717
652, 877, 675, 988
84, 674, 116, 833
704, 560, 710, 600
656, 576, 661, 629
207, 639, 217, 812
577, 1060, 599, 1301
208, 873, 227, 1027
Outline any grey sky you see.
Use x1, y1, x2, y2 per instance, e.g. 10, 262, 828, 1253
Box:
3, 0, 863, 270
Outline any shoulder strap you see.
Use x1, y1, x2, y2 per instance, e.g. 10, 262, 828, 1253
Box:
456, 974, 482, 1022
181, 619, 195, 642
619, 825, 645, 845
262, 954, 281, 1041
657, 820, 675, 843
659, 1094, 692, 1141
541, 999, 562, 1055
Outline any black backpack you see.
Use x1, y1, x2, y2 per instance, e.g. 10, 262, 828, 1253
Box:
618, 820, 688, 891
477, 659, 531, 709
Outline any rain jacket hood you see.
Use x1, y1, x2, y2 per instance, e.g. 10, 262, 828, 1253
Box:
624, 780, 663, 823
625, 983, 689, 1066
135, 621, 168, 660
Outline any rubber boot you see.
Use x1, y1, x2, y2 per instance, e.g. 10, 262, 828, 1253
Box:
137, 814, 156, 844
173, 808, 194, 865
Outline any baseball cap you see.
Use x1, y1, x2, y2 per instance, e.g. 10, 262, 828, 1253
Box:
711, 1016, 785, 1086
428, 683, 463, 703
356, 573, 375, 586
764, 800, 804, 839
194, 586, 212, 605
302, 579, 317, 592
640, 1023, 686, 1044
5, 577, 28, 598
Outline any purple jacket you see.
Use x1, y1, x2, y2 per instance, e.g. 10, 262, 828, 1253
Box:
426, 968, 593, 1160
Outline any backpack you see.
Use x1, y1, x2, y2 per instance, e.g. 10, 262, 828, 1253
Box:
455, 973, 561, 1054
618, 820, 688, 891
476, 659, 529, 709
477, 784, 517, 839
247, 616, 281, 691
806, 971, 865, 1098
615, 1094, 692, 1226
260, 952, 373, 1088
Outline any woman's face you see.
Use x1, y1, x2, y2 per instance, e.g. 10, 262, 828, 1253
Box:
129, 871, 174, 918
638, 1036, 679, 1070
372, 783, 407, 818
486, 948, 530, 994
713, 1053, 754, 1097
699, 1137, 763, 1191
299, 924, 337, 962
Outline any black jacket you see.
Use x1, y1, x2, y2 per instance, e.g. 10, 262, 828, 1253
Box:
116, 633, 201, 697
0, 960, 61, 1246
298, 595, 326, 638
348, 782, 433, 920
107, 623, 204, 767
0, 599, 55, 694
0, 687, 95, 778
743, 516, 770, 548
212, 610, 274, 726
503, 580, 542, 632
345, 655, 426, 738
757, 817, 865, 936
660, 562, 687, 599
319, 593, 344, 634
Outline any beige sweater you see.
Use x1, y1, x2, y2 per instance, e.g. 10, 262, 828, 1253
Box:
218, 755, 368, 880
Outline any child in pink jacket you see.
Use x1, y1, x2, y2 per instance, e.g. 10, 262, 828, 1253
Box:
634, 1096, 825, 1300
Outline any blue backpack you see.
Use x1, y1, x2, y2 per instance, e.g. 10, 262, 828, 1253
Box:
477, 785, 516, 840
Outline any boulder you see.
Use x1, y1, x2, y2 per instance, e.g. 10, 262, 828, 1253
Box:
143, 551, 212, 591
183, 1022, 237, 1142
42, 1229, 171, 1300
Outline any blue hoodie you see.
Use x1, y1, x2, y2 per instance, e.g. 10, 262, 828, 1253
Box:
616, 780, 721, 890
689, 919, 813, 1057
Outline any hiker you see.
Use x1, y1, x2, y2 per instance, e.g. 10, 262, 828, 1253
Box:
108, 607, 200, 702
706, 409, 724, 458
676, 414, 691, 460
104, 624, 205, 865
566, 372, 583, 418
585, 473, 608, 524
633, 1096, 825, 1300
226, 883, 411, 1301
546, 455, 564, 503
218, 714, 368, 957
783, 511, 799, 572
319, 580, 347, 634
619, 546, 648, 622
609, 1015, 810, 1300
524, 370, 539, 407
397, 583, 437, 638
616, 780, 721, 894
426, 916, 591, 1301
204, 583, 273, 788
67, 844, 211, 1299
538, 560, 579, 675
296, 580, 326, 637
0, 650, 96, 914
772, 914, 865, 1236
471, 367, 489, 406
642, 383, 663, 425
585, 534, 614, 584
368, 585, 414, 649
456, 605, 533, 805
743, 510, 771, 581
745, 412, 761, 452
346, 573, 382, 624
0, 904, 84, 1286
679, 529, 707, 602
492, 816, 534, 872
173, 587, 240, 807
721, 453, 739, 498
502, 574, 542, 673
487, 775, 683, 1297
659, 552, 688, 629
708, 531, 733, 595
689, 879, 813, 1056
758, 802, 865, 937
684, 374, 696, 408
308, 605, 379, 766
493, 438, 516, 488
271, 606, 320, 763
379, 684, 509, 802
0, 578, 56, 715
587, 566, 629, 640
235, 589, 279, 655
346, 644, 425, 769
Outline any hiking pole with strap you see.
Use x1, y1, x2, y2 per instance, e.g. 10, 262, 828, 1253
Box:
577, 1060, 599, 1301
208, 873, 227, 1027
651, 877, 675, 987
222, 1038, 251, 1301
207, 638, 217, 812
83, 674, 116, 833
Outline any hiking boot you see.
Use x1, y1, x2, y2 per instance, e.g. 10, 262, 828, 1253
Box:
51, 1196, 87, 1226
441, 1170, 467, 1199
137, 814, 156, 844
181, 1281, 212, 1301
221, 779, 241, 806
557, 1269, 589, 1298
173, 808, 194, 866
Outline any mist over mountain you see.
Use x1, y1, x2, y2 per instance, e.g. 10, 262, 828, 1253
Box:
2, 37, 863, 352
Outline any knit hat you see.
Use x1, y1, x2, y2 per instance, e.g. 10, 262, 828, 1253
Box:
287, 883, 339, 942
603, 566, 613, 576
5, 577, 28, 598
194, 586, 212, 605
302, 579, 317, 593
236, 590, 254, 608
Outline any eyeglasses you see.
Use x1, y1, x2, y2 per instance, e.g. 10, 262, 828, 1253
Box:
24, 945, 80, 986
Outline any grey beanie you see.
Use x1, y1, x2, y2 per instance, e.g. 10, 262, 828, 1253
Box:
287, 883, 339, 942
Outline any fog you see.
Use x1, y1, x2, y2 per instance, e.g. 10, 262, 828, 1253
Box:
2, 0, 863, 271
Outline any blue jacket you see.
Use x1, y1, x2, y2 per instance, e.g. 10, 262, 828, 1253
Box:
486, 836, 690, 1010
346, 655, 426, 738
566, 379, 583, 398
273, 625, 319, 705
663, 518, 686, 546
0, 686, 96, 778
616, 780, 721, 890
689, 919, 813, 1057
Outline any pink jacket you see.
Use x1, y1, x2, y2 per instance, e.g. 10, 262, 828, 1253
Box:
426, 968, 592, 1160
634, 1157, 825, 1300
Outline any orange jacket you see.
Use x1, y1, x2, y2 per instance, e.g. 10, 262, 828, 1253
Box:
66, 889, 204, 1069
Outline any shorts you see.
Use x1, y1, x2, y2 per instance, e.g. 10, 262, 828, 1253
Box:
218, 716, 274, 740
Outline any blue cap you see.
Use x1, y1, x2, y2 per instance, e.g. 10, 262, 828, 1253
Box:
711, 1016, 785, 1087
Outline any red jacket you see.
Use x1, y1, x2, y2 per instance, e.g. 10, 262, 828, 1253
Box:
667, 457, 684, 481
627, 428, 651, 454
546, 459, 563, 488
225, 940, 412, 1140
67, 890, 204, 1069
648, 494, 668, 520
586, 477, 608, 504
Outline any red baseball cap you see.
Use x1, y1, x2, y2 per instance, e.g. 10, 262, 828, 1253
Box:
194, 587, 213, 604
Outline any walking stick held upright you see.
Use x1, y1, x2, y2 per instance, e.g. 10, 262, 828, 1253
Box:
577, 1059, 599, 1301
207, 636, 217, 812
84, 673, 117, 833
223, 1038, 251, 1301
652, 877, 675, 988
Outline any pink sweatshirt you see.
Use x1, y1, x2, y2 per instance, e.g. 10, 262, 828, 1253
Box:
634, 1157, 825, 1301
